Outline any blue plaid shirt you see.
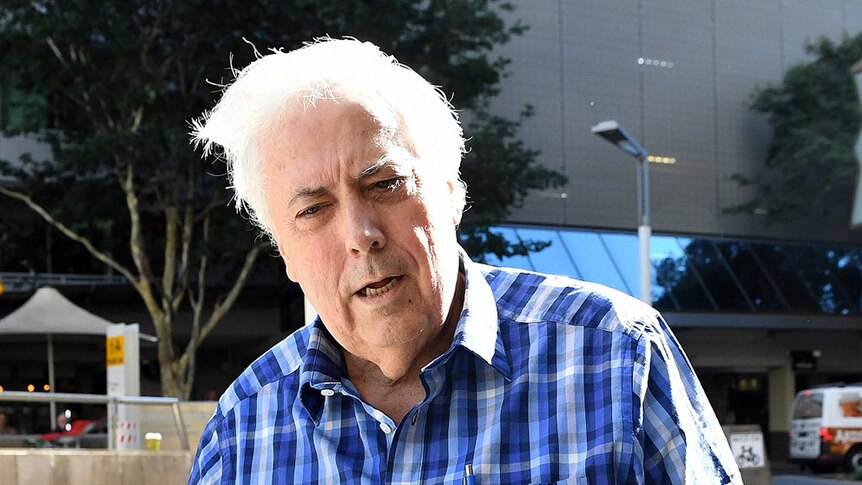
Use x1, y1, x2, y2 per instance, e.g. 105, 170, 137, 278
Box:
189, 255, 740, 484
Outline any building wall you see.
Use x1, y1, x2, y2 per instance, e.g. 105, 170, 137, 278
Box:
0, 134, 52, 184
494, 0, 862, 243
675, 328, 862, 374
491, 3, 862, 459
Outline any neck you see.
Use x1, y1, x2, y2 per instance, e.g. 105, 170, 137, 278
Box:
344, 269, 466, 421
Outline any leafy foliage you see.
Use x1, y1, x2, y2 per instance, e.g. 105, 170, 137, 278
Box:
459, 104, 567, 260
728, 33, 862, 222
0, 0, 564, 396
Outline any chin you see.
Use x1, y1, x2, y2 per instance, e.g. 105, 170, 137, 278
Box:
367, 318, 431, 347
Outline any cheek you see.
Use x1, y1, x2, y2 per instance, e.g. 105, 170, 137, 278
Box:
304, 271, 337, 301
289, 247, 340, 289
411, 212, 453, 285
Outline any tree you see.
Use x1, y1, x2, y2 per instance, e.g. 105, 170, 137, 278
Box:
0, 0, 564, 398
459, 104, 567, 260
727, 33, 862, 223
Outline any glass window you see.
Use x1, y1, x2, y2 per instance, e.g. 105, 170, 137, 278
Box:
749, 244, 819, 312
563, 231, 638, 296
678, 239, 749, 310
715, 241, 786, 311
487, 227, 533, 270
515, 228, 580, 279
651, 236, 713, 311
651, 236, 685, 304
559, 231, 630, 294
819, 247, 859, 315
598, 233, 639, 298
490, 225, 862, 317
782, 246, 853, 315
792, 392, 823, 419
834, 248, 862, 312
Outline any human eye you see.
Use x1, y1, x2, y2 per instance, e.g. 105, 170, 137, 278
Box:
297, 204, 323, 218
373, 177, 405, 192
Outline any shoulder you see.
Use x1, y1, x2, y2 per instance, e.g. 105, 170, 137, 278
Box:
209, 325, 312, 424
479, 263, 661, 340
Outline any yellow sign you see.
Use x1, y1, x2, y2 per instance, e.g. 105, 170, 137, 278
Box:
106, 335, 125, 366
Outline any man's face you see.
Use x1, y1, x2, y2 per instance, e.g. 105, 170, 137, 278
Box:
261, 99, 462, 370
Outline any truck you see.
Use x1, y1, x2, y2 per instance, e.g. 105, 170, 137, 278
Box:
789, 384, 862, 473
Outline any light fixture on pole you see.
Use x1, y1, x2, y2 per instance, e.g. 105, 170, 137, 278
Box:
591, 119, 651, 304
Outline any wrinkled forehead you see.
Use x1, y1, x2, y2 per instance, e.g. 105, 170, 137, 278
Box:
262, 91, 426, 169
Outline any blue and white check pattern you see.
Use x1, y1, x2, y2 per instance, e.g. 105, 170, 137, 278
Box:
189, 254, 741, 484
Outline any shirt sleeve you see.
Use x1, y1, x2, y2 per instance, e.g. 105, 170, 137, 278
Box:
635, 314, 742, 484
188, 417, 225, 485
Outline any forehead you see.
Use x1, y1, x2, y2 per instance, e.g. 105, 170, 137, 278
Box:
258, 100, 421, 198
262, 99, 412, 166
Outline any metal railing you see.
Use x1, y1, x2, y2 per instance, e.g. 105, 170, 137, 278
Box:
0, 391, 189, 451
0, 272, 129, 293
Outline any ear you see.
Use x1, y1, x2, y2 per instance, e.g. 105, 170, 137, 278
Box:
447, 179, 463, 227
278, 244, 298, 282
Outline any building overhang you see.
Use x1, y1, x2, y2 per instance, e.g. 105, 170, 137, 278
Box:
665, 311, 862, 331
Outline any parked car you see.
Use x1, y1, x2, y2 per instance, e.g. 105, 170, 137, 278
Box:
789, 384, 862, 473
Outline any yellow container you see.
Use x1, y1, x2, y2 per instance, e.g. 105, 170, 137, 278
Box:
144, 432, 162, 451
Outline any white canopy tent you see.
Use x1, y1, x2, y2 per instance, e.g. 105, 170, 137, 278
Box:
0, 286, 156, 426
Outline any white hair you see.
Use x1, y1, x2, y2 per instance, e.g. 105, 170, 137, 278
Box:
191, 38, 467, 238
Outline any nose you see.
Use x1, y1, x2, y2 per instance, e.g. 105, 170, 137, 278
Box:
344, 203, 385, 256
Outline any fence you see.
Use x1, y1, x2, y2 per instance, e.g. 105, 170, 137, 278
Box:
0, 390, 189, 450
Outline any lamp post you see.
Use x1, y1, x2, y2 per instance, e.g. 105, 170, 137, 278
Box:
591, 120, 651, 304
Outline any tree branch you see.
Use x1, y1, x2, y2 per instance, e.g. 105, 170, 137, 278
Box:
161, 204, 179, 306
140, 4, 166, 75
118, 163, 163, 321
198, 241, 267, 344
181, 211, 212, 393
0, 185, 138, 284
45, 36, 69, 68
171, 165, 197, 312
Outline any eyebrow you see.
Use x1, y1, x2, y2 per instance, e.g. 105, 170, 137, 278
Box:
288, 155, 411, 209
286, 158, 388, 209
357, 149, 415, 181
356, 156, 390, 180
288, 185, 328, 210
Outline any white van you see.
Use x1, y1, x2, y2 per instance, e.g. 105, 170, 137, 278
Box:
789, 385, 862, 473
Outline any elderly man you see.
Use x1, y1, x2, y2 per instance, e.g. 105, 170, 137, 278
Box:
188, 39, 740, 484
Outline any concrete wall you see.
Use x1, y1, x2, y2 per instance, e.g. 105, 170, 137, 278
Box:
0, 449, 192, 485
496, 0, 862, 244
138, 401, 216, 451
675, 328, 862, 374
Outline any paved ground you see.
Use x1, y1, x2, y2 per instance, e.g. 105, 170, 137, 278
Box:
774, 476, 860, 485
772, 460, 861, 484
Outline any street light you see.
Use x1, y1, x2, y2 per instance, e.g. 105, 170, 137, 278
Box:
591, 120, 651, 304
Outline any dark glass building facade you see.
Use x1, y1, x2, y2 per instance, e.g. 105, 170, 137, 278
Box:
490, 225, 862, 316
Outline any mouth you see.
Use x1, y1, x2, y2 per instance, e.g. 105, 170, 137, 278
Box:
357, 275, 403, 298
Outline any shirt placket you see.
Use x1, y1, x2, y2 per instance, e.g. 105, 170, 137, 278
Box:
387, 362, 452, 484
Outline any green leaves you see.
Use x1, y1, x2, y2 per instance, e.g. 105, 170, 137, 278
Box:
1, 0, 560, 266
728, 33, 862, 223
459, 103, 567, 260
0, 0, 564, 396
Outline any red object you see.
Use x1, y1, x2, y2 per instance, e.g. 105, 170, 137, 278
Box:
819, 427, 833, 443
40, 419, 96, 442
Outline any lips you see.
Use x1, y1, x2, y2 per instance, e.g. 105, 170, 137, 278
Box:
358, 276, 402, 297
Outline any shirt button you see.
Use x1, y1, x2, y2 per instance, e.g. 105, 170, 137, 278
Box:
379, 422, 393, 434
320, 389, 335, 397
